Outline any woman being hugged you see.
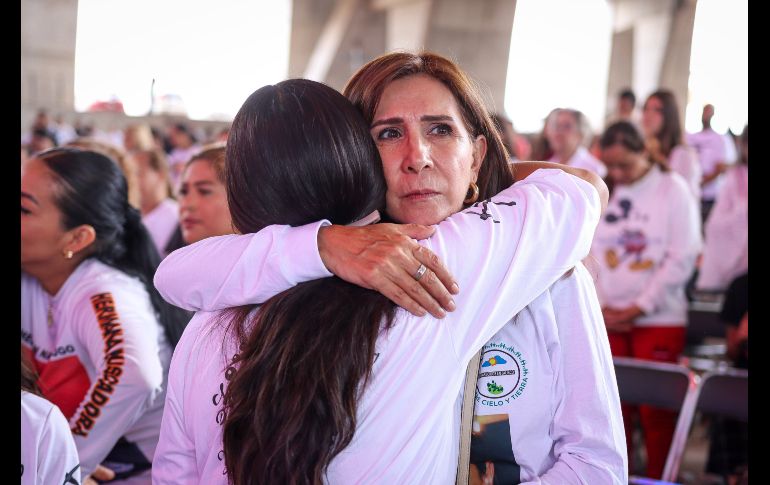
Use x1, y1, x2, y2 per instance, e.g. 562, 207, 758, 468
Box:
21, 147, 189, 483
154, 57, 623, 483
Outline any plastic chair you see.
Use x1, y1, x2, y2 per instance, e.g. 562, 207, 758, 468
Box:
612, 357, 700, 485
662, 368, 748, 482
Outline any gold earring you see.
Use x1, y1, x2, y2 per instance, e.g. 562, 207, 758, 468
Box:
64, 250, 73, 260
464, 182, 479, 205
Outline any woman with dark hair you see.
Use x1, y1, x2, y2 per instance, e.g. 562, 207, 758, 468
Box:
152, 75, 607, 483
21, 147, 190, 483
156, 53, 625, 483
641, 89, 702, 202
592, 121, 701, 479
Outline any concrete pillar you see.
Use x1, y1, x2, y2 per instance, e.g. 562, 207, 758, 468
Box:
605, 0, 697, 127
21, 0, 79, 133
422, 0, 517, 114
288, 0, 516, 112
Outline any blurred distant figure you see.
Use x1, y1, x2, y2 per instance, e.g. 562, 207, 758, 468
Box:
490, 113, 519, 161
696, 125, 748, 292
547, 108, 607, 177
124, 123, 157, 154
166, 123, 201, 189
530, 108, 558, 161
641, 90, 701, 202
135, 149, 179, 259
687, 104, 736, 219
608, 88, 641, 127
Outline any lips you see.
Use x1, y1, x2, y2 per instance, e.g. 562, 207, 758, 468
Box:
403, 190, 439, 201
181, 217, 200, 229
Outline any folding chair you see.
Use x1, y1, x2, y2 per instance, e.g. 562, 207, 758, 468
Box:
612, 357, 700, 485
662, 368, 748, 482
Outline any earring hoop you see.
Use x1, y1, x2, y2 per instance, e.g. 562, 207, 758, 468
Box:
464, 182, 479, 205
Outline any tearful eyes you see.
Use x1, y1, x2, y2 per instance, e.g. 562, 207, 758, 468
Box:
375, 124, 454, 141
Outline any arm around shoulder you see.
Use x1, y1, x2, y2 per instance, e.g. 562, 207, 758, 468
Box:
512, 162, 608, 213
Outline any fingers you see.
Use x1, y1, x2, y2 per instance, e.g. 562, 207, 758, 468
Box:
374, 278, 428, 318
413, 245, 459, 295
397, 223, 436, 240
91, 464, 116, 481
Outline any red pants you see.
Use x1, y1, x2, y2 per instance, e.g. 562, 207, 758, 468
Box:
608, 325, 686, 479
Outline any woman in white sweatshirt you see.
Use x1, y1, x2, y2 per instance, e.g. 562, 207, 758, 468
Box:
592, 121, 702, 479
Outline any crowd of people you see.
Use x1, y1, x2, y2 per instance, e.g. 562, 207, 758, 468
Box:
21, 49, 746, 484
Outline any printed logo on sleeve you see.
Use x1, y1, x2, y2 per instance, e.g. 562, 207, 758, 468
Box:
475, 343, 528, 408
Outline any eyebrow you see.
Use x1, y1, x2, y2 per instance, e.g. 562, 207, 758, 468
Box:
370, 114, 455, 129
21, 192, 39, 205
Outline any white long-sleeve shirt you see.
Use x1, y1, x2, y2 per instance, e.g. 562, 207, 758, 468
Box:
153, 169, 609, 484
696, 164, 748, 291
591, 165, 702, 326
471, 263, 626, 483
21, 391, 81, 485
21, 259, 171, 478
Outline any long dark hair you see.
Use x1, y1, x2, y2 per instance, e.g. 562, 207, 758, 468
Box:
37, 147, 190, 347
645, 89, 685, 158
221, 79, 395, 484
343, 51, 514, 201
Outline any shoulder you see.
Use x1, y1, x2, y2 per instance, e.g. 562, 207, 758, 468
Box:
21, 391, 56, 420
69, 260, 147, 300
660, 168, 693, 197
671, 144, 696, 159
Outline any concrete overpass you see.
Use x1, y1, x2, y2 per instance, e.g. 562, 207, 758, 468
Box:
21, 0, 698, 134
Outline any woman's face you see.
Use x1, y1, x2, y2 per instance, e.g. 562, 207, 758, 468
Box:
178, 160, 233, 244
21, 158, 69, 270
601, 144, 650, 186
370, 74, 485, 225
546, 111, 582, 156
641, 96, 664, 137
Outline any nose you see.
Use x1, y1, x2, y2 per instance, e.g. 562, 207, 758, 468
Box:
402, 133, 432, 174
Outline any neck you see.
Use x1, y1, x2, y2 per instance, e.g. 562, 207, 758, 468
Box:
141, 189, 167, 216
557, 146, 578, 164
25, 261, 80, 296
703, 123, 711, 131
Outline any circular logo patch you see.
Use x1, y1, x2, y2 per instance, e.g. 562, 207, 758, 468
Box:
476, 349, 520, 399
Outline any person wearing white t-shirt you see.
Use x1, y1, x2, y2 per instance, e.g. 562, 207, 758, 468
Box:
21, 353, 81, 485
21, 148, 191, 483
153, 54, 624, 484
696, 125, 748, 291
134, 148, 179, 259
686, 104, 735, 217
593, 121, 702, 479
547, 108, 608, 178
642, 90, 702, 203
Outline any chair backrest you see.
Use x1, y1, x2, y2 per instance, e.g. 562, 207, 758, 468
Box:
662, 367, 748, 481
613, 357, 698, 411
612, 357, 700, 483
696, 369, 748, 422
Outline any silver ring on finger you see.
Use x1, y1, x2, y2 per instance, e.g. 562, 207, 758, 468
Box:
413, 263, 428, 281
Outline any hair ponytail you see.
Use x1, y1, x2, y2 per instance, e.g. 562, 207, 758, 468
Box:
117, 204, 190, 346
37, 147, 190, 347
